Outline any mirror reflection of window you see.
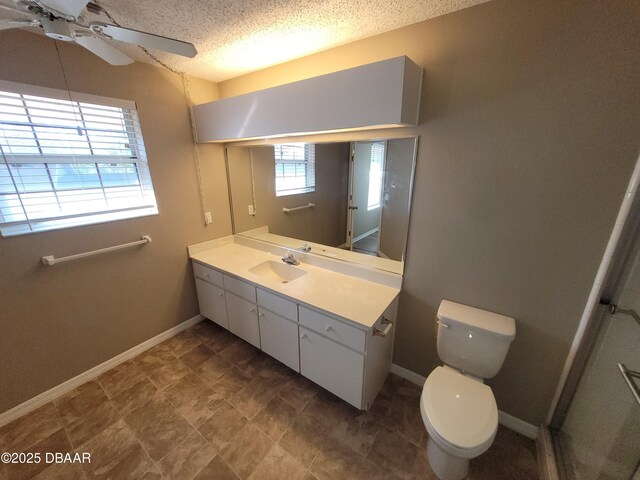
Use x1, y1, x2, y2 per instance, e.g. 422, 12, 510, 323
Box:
274, 143, 315, 196
367, 141, 385, 210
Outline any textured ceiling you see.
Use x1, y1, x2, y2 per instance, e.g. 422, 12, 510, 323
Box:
1, 0, 490, 82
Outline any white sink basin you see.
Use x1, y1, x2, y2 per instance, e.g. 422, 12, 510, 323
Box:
248, 260, 307, 284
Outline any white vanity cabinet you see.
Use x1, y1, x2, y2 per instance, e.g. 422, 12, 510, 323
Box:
299, 303, 396, 409
299, 306, 366, 408
299, 326, 365, 407
191, 258, 397, 410
193, 263, 229, 329
257, 289, 300, 372
223, 275, 260, 348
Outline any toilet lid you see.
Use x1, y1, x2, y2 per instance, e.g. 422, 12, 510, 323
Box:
422, 366, 498, 450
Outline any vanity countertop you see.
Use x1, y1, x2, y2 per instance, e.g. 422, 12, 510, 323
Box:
239, 230, 403, 275
190, 242, 400, 329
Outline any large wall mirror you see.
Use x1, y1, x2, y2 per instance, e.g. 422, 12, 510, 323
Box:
226, 136, 418, 274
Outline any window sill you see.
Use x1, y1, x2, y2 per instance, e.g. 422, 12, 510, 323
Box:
1, 207, 159, 237
275, 188, 315, 197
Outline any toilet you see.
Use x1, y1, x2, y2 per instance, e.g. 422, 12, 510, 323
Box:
420, 300, 516, 480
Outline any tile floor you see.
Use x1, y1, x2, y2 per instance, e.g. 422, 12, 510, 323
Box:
0, 320, 539, 479
351, 231, 379, 257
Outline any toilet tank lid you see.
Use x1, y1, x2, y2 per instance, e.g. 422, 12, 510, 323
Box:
438, 300, 516, 340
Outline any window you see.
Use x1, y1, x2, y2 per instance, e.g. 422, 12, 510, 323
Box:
0, 81, 158, 236
274, 143, 315, 196
367, 141, 385, 210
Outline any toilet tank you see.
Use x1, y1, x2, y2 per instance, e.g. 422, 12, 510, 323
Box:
437, 300, 516, 379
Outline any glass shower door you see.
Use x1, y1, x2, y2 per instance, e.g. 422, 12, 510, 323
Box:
554, 245, 640, 479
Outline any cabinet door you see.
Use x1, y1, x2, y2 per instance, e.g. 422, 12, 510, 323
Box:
225, 292, 260, 348
195, 278, 229, 329
259, 308, 299, 372
299, 326, 364, 408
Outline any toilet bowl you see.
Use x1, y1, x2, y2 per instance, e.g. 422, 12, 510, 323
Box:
421, 300, 515, 480
420, 366, 497, 480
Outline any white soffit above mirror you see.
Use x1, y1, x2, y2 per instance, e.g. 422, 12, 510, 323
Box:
192, 56, 422, 143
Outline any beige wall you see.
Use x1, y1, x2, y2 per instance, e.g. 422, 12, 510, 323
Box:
0, 30, 231, 412
228, 143, 349, 246
218, 0, 640, 424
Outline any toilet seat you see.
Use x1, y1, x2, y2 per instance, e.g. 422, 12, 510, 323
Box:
420, 366, 498, 459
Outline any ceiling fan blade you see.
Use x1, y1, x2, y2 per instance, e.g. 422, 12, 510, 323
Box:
0, 19, 39, 31
75, 35, 134, 65
90, 22, 197, 58
36, 0, 89, 18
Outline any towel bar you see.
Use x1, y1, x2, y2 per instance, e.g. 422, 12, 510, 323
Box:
282, 203, 315, 213
42, 236, 152, 266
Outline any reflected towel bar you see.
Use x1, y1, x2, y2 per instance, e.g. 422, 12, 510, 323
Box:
373, 317, 394, 337
282, 203, 315, 213
42, 235, 152, 266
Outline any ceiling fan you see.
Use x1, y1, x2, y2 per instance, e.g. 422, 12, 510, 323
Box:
0, 0, 197, 65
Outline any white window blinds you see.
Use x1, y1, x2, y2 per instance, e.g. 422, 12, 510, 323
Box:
274, 143, 315, 196
0, 81, 158, 236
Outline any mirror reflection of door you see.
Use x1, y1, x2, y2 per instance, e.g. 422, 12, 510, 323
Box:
348, 141, 386, 256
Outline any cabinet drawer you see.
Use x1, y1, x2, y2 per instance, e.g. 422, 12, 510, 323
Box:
258, 308, 300, 372
193, 262, 223, 287
300, 327, 364, 408
224, 275, 257, 303
257, 289, 297, 321
299, 306, 366, 352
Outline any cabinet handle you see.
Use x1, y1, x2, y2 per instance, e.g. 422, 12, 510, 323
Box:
203, 273, 209, 278
217, 293, 224, 297
249, 308, 256, 313
300, 333, 307, 339
259, 313, 265, 317
325, 325, 332, 332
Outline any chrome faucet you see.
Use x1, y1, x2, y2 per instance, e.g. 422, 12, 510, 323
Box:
298, 243, 311, 252
282, 250, 300, 266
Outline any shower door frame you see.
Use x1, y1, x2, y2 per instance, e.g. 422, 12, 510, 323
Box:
549, 155, 640, 431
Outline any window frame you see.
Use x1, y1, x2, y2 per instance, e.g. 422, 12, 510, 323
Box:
274, 143, 315, 197
0, 80, 158, 237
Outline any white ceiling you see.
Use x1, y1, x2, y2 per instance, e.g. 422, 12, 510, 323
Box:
1, 0, 489, 82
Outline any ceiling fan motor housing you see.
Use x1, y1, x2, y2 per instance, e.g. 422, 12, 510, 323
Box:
41, 17, 74, 41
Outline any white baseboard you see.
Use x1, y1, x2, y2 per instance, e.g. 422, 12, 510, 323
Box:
0, 314, 204, 428
377, 249, 390, 260
390, 363, 538, 440
390, 363, 427, 386
353, 227, 379, 243
497, 411, 538, 440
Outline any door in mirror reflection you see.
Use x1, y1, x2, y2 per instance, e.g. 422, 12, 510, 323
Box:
348, 141, 386, 256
